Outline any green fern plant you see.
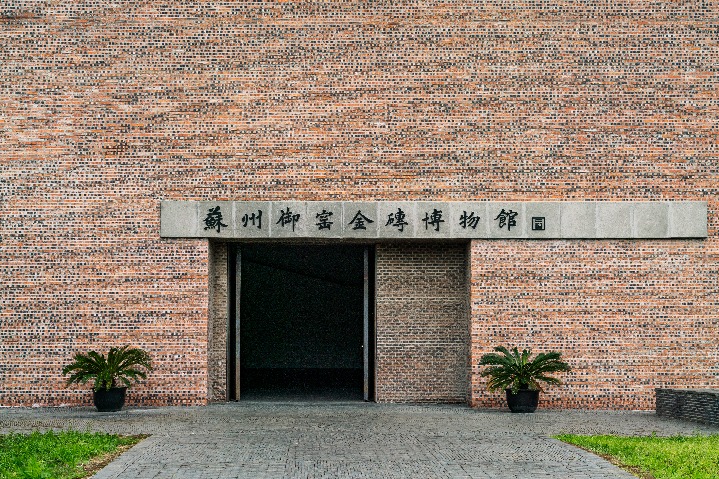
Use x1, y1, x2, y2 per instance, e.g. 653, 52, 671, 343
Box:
479, 346, 571, 394
62, 345, 152, 391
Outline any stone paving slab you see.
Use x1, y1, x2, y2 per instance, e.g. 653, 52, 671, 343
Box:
2, 402, 719, 479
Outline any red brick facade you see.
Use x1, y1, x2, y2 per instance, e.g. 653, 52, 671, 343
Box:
1, 2, 716, 408
469, 238, 718, 410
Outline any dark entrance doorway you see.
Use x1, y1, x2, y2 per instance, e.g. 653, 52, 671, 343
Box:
229, 244, 374, 401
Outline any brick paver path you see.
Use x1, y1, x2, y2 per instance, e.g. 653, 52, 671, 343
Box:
2, 402, 718, 478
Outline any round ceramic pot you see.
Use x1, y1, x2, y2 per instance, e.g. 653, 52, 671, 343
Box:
505, 388, 539, 413
93, 387, 127, 412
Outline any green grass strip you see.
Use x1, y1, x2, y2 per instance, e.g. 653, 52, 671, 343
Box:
555, 434, 719, 479
0, 431, 141, 479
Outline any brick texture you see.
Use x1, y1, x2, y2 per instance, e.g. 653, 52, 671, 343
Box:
1, 1, 717, 407
375, 243, 469, 403
656, 388, 719, 426
469, 239, 719, 410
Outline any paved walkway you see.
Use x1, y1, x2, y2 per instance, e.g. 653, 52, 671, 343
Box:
2, 402, 719, 479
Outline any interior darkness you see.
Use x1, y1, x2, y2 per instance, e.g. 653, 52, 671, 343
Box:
237, 244, 366, 401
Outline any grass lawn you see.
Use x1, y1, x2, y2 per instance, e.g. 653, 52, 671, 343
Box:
555, 434, 719, 479
0, 431, 143, 479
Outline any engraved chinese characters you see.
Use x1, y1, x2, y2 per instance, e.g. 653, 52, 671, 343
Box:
348, 211, 374, 230
385, 208, 408, 232
276, 207, 299, 231
203, 206, 227, 233
193, 202, 533, 238
159, 201, 707, 239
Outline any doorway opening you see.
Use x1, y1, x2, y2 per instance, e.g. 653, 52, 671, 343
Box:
229, 244, 374, 401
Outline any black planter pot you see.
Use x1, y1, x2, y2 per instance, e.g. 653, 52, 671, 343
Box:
93, 387, 127, 412
505, 388, 539, 413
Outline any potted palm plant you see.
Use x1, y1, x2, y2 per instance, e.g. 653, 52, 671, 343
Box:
62, 345, 152, 412
478, 346, 571, 413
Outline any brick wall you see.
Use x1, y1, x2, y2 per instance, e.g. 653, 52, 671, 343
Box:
375, 243, 469, 403
656, 389, 719, 426
0, 235, 210, 407
469, 238, 719, 410
1, 1, 716, 407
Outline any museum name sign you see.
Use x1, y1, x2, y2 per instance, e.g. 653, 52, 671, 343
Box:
160, 201, 707, 240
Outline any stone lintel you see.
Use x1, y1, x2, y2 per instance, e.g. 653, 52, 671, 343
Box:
160, 201, 708, 240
